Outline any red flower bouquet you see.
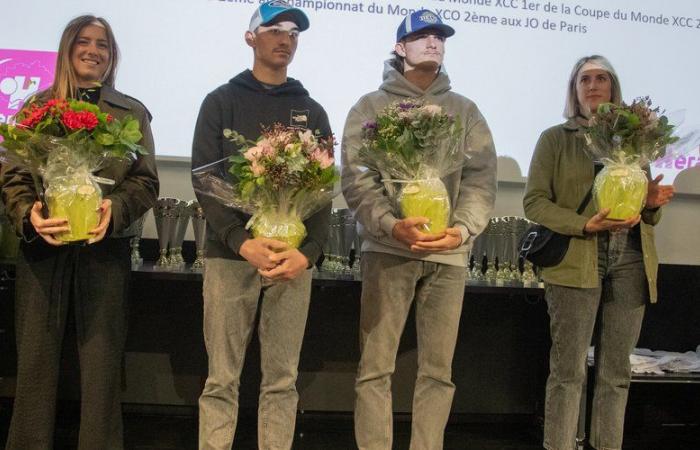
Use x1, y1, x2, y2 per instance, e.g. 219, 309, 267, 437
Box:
0, 98, 146, 242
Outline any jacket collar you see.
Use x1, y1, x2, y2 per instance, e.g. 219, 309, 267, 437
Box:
99, 84, 131, 111
563, 116, 590, 132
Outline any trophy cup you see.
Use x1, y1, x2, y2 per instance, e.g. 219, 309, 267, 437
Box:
338, 209, 357, 276
322, 209, 346, 273
190, 201, 206, 271
167, 199, 187, 269
154, 197, 179, 269
129, 213, 147, 269
167, 200, 188, 269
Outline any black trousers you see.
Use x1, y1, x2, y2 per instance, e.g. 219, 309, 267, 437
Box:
5, 238, 131, 450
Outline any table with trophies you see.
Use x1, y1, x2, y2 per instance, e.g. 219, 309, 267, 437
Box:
137, 197, 545, 294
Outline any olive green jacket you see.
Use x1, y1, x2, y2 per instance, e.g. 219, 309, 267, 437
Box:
523, 118, 661, 302
0, 85, 159, 239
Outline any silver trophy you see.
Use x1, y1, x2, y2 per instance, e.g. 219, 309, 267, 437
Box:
129, 213, 148, 268
190, 201, 206, 271
167, 200, 188, 269
322, 209, 356, 274
153, 197, 179, 268
321, 210, 339, 272
339, 209, 357, 275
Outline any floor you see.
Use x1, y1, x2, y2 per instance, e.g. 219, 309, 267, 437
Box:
1, 402, 698, 449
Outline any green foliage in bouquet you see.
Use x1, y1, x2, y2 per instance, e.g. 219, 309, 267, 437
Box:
226, 124, 337, 202
360, 99, 466, 233
585, 96, 678, 165
224, 124, 338, 247
585, 97, 679, 220
361, 99, 464, 177
0, 98, 147, 165
0, 97, 148, 242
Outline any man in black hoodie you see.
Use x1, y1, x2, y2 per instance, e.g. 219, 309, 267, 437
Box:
191, 2, 331, 449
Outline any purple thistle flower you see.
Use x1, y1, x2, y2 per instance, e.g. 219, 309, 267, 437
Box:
398, 101, 417, 110
362, 120, 377, 129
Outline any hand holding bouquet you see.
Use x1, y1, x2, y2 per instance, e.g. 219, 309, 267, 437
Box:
193, 124, 338, 249
0, 98, 146, 241
359, 99, 468, 234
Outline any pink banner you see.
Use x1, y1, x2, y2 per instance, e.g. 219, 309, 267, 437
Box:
0, 49, 57, 124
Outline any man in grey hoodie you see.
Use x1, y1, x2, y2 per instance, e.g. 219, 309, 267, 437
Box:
341, 9, 497, 450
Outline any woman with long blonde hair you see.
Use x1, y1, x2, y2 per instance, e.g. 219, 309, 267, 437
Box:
0, 15, 159, 449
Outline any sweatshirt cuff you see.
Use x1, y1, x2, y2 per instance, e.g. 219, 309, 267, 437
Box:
379, 213, 400, 239
641, 207, 661, 225
299, 241, 322, 268
226, 227, 251, 255
455, 224, 470, 246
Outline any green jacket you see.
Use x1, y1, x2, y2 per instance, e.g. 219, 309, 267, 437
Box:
523, 118, 661, 302
0, 85, 159, 239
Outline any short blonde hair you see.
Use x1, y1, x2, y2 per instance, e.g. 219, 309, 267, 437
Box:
563, 55, 622, 119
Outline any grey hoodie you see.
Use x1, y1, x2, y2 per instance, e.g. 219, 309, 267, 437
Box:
341, 61, 497, 267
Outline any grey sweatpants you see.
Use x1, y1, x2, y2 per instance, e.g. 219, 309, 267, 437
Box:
354, 251, 467, 450
198, 258, 312, 450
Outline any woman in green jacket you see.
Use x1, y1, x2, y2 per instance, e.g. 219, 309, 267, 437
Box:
523, 55, 674, 450
0, 15, 158, 450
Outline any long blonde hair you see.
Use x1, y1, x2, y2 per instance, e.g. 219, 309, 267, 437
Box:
50, 15, 120, 100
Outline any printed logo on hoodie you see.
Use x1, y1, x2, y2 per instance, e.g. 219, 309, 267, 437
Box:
290, 109, 309, 129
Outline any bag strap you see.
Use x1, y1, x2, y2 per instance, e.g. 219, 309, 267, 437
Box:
576, 163, 604, 215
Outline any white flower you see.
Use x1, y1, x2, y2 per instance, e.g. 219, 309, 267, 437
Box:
421, 104, 443, 117
299, 129, 315, 146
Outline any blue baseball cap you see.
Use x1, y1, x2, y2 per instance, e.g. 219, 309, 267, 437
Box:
396, 9, 455, 42
249, 1, 310, 32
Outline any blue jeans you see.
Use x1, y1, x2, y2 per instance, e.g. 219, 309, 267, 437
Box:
544, 230, 647, 450
198, 258, 312, 450
354, 252, 466, 450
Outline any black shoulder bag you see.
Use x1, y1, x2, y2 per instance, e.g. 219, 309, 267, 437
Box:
518, 186, 594, 268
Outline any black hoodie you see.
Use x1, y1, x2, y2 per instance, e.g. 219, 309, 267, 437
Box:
191, 70, 332, 264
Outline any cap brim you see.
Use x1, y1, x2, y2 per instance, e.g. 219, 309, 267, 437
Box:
398, 23, 455, 42
261, 8, 310, 31
433, 24, 455, 37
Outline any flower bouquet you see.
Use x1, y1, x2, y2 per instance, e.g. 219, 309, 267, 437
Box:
360, 99, 467, 234
584, 97, 681, 220
0, 98, 146, 241
192, 124, 338, 249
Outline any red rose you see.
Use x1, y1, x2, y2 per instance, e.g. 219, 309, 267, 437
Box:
19, 104, 49, 128
61, 110, 99, 131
